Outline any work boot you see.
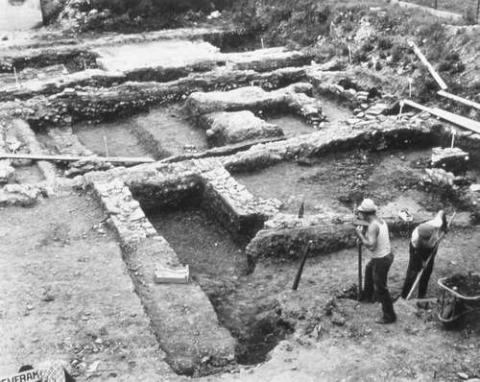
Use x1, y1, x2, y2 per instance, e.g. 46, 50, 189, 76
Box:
358, 292, 375, 303
375, 316, 397, 325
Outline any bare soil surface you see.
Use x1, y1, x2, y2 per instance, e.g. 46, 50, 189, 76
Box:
265, 115, 315, 138
72, 105, 207, 159
0, 192, 175, 381
200, 228, 480, 382
2, 193, 479, 381
444, 273, 480, 297
148, 203, 480, 381
234, 148, 443, 215
149, 206, 293, 366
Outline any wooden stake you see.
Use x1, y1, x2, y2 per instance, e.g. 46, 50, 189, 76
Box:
477, 0, 480, 23
103, 135, 109, 157
357, 235, 363, 301
13, 67, 19, 89
450, 128, 456, 149
292, 241, 312, 291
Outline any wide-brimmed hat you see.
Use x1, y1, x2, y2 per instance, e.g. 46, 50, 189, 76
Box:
357, 198, 378, 213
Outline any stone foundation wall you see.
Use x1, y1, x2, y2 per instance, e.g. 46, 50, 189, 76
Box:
220, 116, 435, 173
246, 211, 456, 262
92, 178, 236, 376
198, 111, 283, 146
186, 82, 324, 125
85, 158, 287, 374
0, 66, 309, 129
0, 48, 98, 73
200, 164, 280, 241
129, 175, 204, 213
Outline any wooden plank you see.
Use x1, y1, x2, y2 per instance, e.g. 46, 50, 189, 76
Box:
159, 136, 286, 164
437, 90, 480, 111
0, 153, 155, 164
408, 41, 448, 90
403, 99, 480, 135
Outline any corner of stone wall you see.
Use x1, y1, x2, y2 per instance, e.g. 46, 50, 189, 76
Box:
200, 164, 280, 241
90, 176, 236, 376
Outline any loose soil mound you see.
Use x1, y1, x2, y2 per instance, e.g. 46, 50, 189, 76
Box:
444, 273, 480, 297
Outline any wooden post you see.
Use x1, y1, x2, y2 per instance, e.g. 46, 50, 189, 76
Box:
357, 237, 363, 301
13, 67, 19, 89
477, 0, 480, 23
450, 128, 456, 149
292, 241, 312, 291
103, 135, 109, 157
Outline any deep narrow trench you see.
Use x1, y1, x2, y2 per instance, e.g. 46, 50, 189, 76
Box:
148, 204, 294, 365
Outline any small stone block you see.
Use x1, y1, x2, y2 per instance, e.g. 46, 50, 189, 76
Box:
154, 265, 189, 284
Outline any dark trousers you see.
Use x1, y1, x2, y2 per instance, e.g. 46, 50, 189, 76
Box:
363, 253, 396, 321
401, 242, 437, 299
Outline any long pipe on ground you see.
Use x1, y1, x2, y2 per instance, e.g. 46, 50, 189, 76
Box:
0, 153, 155, 164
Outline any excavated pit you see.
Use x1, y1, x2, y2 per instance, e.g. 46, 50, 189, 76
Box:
264, 114, 314, 138
147, 202, 294, 366
72, 105, 208, 159
233, 147, 455, 215
262, 95, 353, 137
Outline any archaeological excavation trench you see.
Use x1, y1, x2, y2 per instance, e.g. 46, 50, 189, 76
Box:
2, 12, 480, 380
90, 115, 480, 376
147, 202, 294, 366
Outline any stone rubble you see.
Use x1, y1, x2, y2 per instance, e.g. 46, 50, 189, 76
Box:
198, 110, 283, 146
0, 183, 43, 206
431, 146, 469, 174
187, 82, 325, 125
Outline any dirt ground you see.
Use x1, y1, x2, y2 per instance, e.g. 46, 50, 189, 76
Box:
147, 201, 480, 381
0, 192, 175, 381
2, 0, 480, 379
1, 192, 479, 381
234, 147, 457, 216
201, 228, 480, 382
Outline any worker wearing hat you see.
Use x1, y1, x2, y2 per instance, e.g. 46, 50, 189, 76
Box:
401, 210, 448, 299
355, 198, 397, 324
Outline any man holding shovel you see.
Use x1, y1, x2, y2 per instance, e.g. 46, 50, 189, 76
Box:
355, 198, 397, 324
401, 210, 449, 299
